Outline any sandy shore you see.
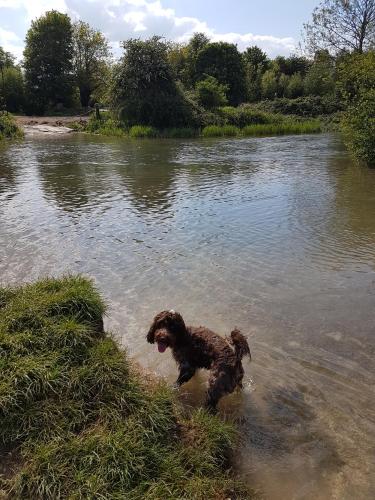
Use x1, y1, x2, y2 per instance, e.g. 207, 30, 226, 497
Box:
14, 115, 89, 136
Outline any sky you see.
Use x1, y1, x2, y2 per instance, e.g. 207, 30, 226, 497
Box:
0, 0, 321, 61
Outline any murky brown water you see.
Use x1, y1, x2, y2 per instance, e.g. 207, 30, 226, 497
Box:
1, 133, 374, 499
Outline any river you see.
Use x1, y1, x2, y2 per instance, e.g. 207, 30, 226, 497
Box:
0, 133, 374, 499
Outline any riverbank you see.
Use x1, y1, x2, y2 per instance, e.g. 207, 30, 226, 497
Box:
0, 114, 24, 140
0, 276, 252, 499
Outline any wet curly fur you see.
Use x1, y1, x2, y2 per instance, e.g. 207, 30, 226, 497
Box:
147, 310, 251, 410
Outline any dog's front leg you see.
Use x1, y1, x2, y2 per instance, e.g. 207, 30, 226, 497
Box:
175, 362, 196, 387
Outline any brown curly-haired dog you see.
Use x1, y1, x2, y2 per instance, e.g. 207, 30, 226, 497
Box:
147, 310, 251, 411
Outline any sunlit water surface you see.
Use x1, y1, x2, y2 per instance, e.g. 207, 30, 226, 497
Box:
1, 133, 374, 499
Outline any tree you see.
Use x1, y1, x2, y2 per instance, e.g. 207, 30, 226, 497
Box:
342, 88, 375, 166
195, 42, 246, 105
286, 73, 304, 98
73, 21, 111, 107
195, 75, 228, 109
304, 0, 375, 54
274, 55, 310, 76
0, 47, 24, 112
304, 50, 336, 95
23, 10, 74, 114
336, 49, 375, 100
261, 70, 278, 99
183, 33, 210, 87
111, 37, 197, 128
243, 46, 269, 101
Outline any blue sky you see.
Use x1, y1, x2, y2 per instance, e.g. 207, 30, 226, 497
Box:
0, 0, 321, 60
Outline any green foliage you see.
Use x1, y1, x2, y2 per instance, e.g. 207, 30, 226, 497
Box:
23, 10, 75, 115
0, 65, 24, 113
0, 113, 23, 140
181, 33, 210, 87
341, 89, 375, 167
286, 73, 304, 98
85, 114, 126, 136
261, 70, 278, 99
242, 120, 321, 136
195, 75, 228, 109
243, 46, 270, 102
336, 50, 375, 103
202, 125, 240, 137
111, 37, 197, 128
201, 120, 321, 138
218, 105, 280, 127
129, 125, 157, 138
256, 95, 342, 116
195, 42, 246, 105
73, 21, 111, 107
304, 50, 335, 96
0, 276, 250, 499
274, 55, 310, 76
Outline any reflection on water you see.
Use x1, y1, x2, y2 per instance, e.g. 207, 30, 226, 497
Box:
1, 133, 375, 499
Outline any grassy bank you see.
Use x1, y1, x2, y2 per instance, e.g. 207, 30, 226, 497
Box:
0, 113, 23, 140
78, 112, 322, 139
0, 276, 251, 499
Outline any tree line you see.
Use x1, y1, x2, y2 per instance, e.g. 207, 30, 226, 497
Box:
0, 0, 374, 164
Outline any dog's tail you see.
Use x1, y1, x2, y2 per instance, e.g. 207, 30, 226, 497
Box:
229, 329, 251, 362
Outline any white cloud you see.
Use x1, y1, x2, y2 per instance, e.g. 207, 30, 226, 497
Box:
0, 27, 23, 59
1, 0, 297, 59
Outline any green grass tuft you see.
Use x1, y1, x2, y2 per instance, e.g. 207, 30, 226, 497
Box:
0, 276, 251, 499
202, 125, 240, 137
242, 120, 321, 136
129, 125, 158, 138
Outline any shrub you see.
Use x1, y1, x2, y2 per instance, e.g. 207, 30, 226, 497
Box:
341, 89, 375, 167
218, 104, 281, 127
129, 125, 157, 138
256, 96, 342, 117
195, 75, 228, 109
85, 114, 125, 136
0, 113, 23, 139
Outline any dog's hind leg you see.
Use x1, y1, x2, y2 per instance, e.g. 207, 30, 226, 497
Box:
205, 369, 237, 412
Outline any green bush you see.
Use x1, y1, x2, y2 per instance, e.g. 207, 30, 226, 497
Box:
0, 113, 23, 139
85, 115, 126, 136
129, 125, 157, 138
218, 104, 281, 126
341, 89, 375, 167
256, 96, 342, 117
195, 75, 228, 109
162, 127, 199, 138
0, 276, 251, 499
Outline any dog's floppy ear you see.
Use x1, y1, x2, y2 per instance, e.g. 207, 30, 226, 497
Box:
167, 311, 186, 335
146, 311, 168, 344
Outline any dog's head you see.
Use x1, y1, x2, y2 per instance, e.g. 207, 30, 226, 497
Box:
146, 310, 187, 352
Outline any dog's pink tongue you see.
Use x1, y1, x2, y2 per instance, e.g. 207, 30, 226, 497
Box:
157, 342, 167, 353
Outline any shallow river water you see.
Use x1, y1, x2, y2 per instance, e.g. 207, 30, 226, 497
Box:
1, 133, 374, 499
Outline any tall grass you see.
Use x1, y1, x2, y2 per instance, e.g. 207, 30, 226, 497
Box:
0, 113, 23, 140
129, 125, 157, 138
0, 276, 251, 499
201, 120, 321, 138
242, 120, 322, 136
202, 125, 240, 137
